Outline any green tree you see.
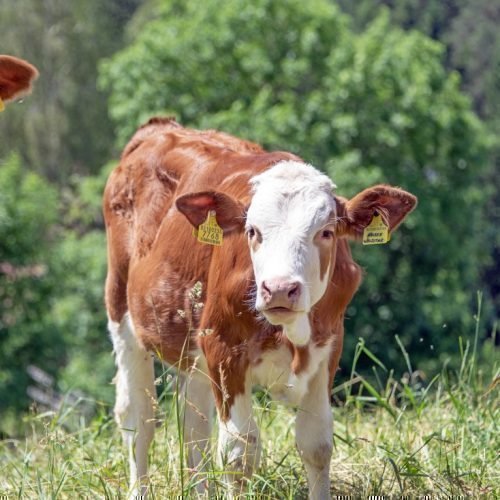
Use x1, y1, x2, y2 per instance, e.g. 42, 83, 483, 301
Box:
447, 1, 500, 319
337, 0, 500, 124
100, 0, 492, 377
0, 154, 61, 414
52, 166, 113, 403
0, 155, 112, 424
337, 0, 462, 39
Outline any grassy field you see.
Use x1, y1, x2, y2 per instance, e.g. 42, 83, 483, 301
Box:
1, 338, 498, 499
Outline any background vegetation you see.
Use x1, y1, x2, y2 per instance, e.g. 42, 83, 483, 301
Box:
0, 0, 498, 470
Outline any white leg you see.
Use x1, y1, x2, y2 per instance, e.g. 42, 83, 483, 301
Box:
217, 392, 260, 497
181, 370, 214, 493
295, 361, 332, 500
109, 314, 156, 498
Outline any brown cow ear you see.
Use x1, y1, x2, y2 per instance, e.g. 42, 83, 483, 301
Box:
0, 56, 39, 102
335, 185, 417, 240
175, 191, 246, 233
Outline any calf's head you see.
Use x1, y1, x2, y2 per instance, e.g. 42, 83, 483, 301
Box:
176, 161, 416, 345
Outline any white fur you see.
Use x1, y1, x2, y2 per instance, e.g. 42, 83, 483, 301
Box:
218, 391, 261, 497
283, 314, 312, 346
251, 341, 333, 407
247, 161, 336, 345
109, 314, 156, 499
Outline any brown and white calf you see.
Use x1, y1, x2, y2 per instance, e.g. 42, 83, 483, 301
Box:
103, 117, 417, 498
0, 55, 38, 110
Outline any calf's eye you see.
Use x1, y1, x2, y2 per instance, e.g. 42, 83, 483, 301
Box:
321, 229, 334, 239
247, 227, 256, 238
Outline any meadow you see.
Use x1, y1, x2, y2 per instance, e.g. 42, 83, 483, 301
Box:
1, 332, 497, 499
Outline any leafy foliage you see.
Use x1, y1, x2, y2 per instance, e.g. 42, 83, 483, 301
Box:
0, 154, 61, 412
446, 0, 500, 319
52, 167, 114, 402
0, 155, 111, 418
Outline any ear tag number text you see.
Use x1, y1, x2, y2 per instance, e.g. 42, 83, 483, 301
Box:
363, 213, 390, 245
195, 210, 223, 246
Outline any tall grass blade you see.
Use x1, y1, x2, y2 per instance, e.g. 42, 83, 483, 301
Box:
395, 334, 413, 376
359, 377, 397, 420
386, 456, 403, 493
359, 343, 388, 373
468, 291, 482, 385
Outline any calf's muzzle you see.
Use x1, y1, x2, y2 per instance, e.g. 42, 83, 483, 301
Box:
261, 278, 302, 309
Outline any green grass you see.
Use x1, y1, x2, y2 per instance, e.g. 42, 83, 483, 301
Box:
0, 337, 498, 498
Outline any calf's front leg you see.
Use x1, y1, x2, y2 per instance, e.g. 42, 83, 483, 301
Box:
212, 371, 260, 497
295, 360, 333, 500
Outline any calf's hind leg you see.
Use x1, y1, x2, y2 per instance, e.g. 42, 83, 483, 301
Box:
109, 313, 156, 497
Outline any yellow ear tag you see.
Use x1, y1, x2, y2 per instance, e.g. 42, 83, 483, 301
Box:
0, 98, 5, 112
196, 210, 223, 246
363, 213, 390, 245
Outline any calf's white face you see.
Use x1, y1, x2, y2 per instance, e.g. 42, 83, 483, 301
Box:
246, 161, 337, 345
176, 159, 417, 347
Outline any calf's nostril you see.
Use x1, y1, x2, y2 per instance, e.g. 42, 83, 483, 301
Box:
261, 280, 272, 301
287, 282, 301, 300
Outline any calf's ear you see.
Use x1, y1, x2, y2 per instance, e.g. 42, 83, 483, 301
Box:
0, 56, 39, 102
176, 191, 246, 233
335, 184, 417, 239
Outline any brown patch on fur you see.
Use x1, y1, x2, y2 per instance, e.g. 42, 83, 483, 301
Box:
313, 224, 336, 282
318, 243, 331, 282
291, 345, 310, 375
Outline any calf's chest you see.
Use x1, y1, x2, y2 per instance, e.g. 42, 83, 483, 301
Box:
250, 342, 332, 407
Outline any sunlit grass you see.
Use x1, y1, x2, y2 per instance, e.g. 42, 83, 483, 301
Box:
1, 330, 498, 498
